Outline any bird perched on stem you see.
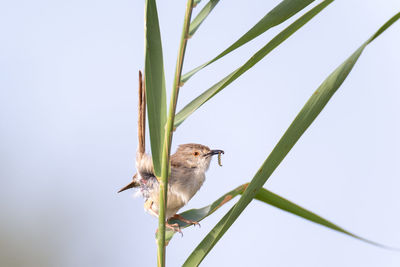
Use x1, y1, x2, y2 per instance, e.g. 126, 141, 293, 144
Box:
118, 143, 224, 232
119, 71, 223, 232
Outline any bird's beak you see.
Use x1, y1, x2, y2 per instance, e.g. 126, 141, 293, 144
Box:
205, 149, 224, 157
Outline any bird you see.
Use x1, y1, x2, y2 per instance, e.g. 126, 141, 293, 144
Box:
118, 143, 224, 231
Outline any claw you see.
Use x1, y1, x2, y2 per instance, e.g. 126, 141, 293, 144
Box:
171, 214, 200, 227
166, 222, 183, 236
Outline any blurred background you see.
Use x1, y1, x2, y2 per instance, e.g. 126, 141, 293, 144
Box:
1, 0, 400, 266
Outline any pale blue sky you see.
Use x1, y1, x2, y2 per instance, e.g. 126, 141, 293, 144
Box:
1, 1, 400, 266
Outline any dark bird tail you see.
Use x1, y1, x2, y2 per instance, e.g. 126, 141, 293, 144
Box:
118, 174, 140, 193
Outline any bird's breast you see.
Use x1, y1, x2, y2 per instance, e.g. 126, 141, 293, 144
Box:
169, 168, 206, 205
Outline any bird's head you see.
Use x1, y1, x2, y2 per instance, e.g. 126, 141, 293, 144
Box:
172, 143, 224, 171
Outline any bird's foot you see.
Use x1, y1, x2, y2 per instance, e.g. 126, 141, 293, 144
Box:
165, 222, 183, 236
171, 214, 201, 228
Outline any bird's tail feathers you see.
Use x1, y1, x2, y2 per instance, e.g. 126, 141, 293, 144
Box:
117, 173, 140, 193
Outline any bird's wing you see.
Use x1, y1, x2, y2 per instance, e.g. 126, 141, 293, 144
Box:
136, 153, 157, 182
118, 154, 158, 193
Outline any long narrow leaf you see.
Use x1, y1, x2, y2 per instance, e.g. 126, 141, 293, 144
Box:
183, 12, 400, 266
189, 0, 220, 37
181, 0, 316, 83
161, 184, 388, 247
175, 0, 333, 127
253, 188, 391, 248
144, 0, 167, 177
160, 184, 246, 244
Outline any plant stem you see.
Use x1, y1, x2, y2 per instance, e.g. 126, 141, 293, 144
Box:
157, 0, 194, 266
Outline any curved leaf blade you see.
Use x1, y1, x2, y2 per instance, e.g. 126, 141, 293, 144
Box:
161, 184, 390, 249
181, 0, 316, 83
175, 0, 333, 127
161, 184, 247, 244
253, 188, 393, 248
183, 11, 400, 266
144, 0, 167, 177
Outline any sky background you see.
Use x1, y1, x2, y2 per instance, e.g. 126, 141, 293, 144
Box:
1, 0, 400, 266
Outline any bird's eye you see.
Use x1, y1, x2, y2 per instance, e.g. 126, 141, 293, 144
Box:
193, 151, 200, 157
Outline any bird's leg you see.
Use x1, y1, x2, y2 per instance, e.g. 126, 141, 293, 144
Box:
155, 223, 183, 238
170, 214, 200, 227
144, 199, 155, 215
144, 199, 160, 218
145, 200, 183, 235
165, 222, 182, 236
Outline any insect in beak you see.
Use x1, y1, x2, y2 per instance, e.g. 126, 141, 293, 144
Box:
204, 149, 224, 157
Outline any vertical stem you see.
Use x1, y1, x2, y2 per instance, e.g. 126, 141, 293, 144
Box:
157, 0, 194, 266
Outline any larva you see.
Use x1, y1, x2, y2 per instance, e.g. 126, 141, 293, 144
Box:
217, 152, 223, 167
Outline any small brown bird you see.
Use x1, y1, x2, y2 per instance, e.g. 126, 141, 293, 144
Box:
118, 143, 224, 230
